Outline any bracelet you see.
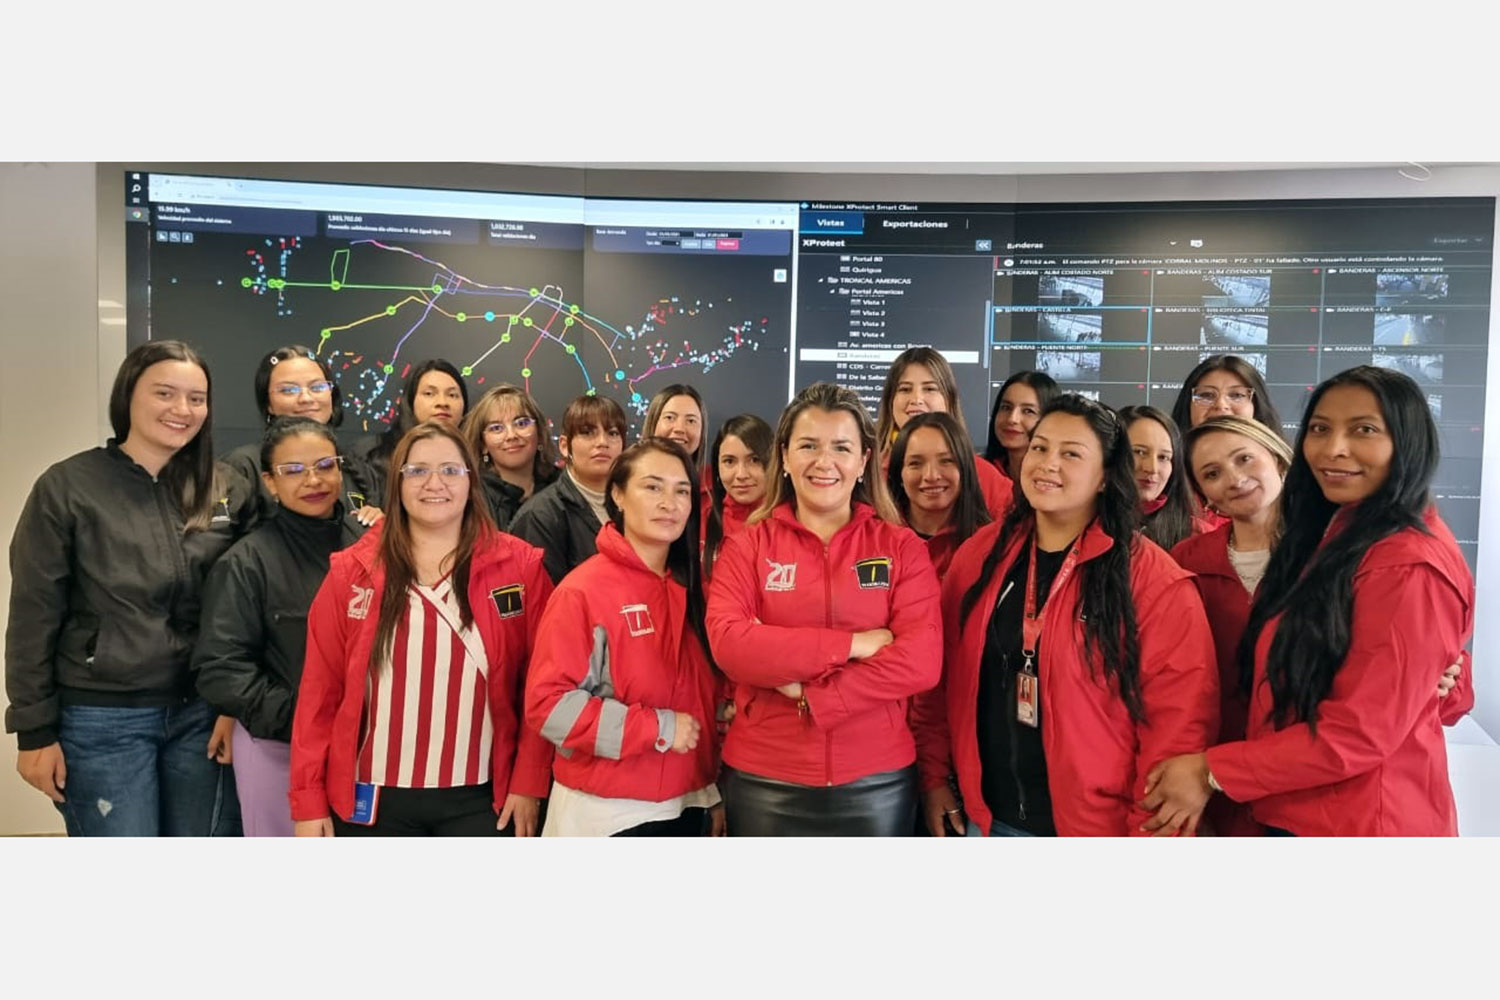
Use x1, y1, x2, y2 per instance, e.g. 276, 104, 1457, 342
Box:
1206, 768, 1222, 793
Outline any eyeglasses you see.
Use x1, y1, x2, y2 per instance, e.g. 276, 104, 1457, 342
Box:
485, 417, 536, 435
272, 381, 335, 398
400, 463, 470, 481
1190, 387, 1254, 407
272, 455, 344, 478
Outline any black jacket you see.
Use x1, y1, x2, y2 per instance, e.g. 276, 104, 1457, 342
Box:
478, 464, 560, 533
221, 440, 379, 534
192, 502, 366, 742
507, 470, 605, 584
5, 443, 247, 749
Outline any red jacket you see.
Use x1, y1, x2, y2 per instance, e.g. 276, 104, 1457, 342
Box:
289, 525, 555, 823
705, 502, 942, 786
914, 517, 1219, 836
700, 494, 756, 556
525, 524, 720, 802
1204, 507, 1474, 836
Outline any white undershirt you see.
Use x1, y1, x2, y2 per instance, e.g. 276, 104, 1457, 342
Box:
542, 781, 721, 837
1227, 543, 1271, 595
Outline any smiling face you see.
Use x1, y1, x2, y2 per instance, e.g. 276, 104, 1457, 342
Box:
1302, 384, 1393, 505
994, 382, 1042, 451
266, 356, 334, 423
1189, 369, 1257, 426
653, 394, 703, 457
783, 406, 868, 519
717, 433, 766, 508
261, 432, 342, 519
481, 397, 539, 474
612, 448, 695, 552
412, 370, 465, 424
1128, 417, 1174, 504
891, 363, 948, 431
1190, 430, 1284, 520
399, 435, 471, 532
900, 425, 960, 524
1021, 412, 1105, 519
126, 359, 209, 458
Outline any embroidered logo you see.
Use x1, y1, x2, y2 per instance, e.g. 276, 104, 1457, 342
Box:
211, 496, 232, 524
620, 603, 655, 637
347, 585, 374, 620
764, 559, 797, 592
854, 556, 892, 589
490, 584, 525, 619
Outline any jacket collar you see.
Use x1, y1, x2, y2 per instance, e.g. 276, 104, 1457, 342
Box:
594, 521, 671, 579
344, 519, 510, 578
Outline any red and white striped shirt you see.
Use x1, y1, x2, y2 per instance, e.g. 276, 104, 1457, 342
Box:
356, 578, 493, 788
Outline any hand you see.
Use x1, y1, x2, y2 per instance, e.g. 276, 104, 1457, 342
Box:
849, 628, 895, 660
922, 785, 965, 837
775, 682, 803, 699
498, 793, 541, 836
354, 504, 385, 527
709, 804, 727, 837
719, 700, 737, 724
17, 743, 67, 803
672, 712, 702, 753
206, 715, 235, 764
295, 818, 335, 837
1437, 656, 1462, 698
1139, 753, 1213, 837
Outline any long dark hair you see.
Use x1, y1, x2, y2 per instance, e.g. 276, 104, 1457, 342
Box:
875, 347, 969, 452
372, 359, 469, 465
984, 371, 1059, 463
1170, 354, 1283, 436
959, 394, 1146, 721
704, 413, 773, 579
887, 412, 992, 539
605, 438, 717, 674
1118, 405, 1199, 551
369, 421, 495, 674
1237, 366, 1438, 730
252, 345, 343, 427
108, 339, 218, 532
642, 384, 708, 468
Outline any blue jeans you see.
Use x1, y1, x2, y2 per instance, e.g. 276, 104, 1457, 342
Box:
966, 817, 1035, 838
55, 699, 241, 837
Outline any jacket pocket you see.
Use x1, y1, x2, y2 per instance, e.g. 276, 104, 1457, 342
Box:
270, 610, 310, 686
56, 613, 101, 677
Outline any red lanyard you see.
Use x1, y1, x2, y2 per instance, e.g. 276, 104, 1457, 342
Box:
1021, 536, 1081, 671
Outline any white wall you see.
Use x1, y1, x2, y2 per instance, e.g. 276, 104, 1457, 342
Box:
2, 161, 1497, 834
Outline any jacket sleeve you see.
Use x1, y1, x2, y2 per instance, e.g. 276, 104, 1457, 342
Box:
507, 553, 557, 798
1439, 648, 1474, 726
803, 532, 943, 730
192, 547, 294, 740
3, 471, 73, 749
1124, 575, 1221, 837
510, 500, 570, 586
288, 563, 353, 822
525, 587, 679, 761
1205, 563, 1464, 803
911, 566, 969, 793
705, 532, 856, 688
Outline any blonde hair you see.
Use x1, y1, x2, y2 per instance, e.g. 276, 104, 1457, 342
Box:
1184, 415, 1293, 543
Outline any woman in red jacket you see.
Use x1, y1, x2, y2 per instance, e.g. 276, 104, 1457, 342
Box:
706, 382, 942, 836
913, 394, 1219, 837
984, 370, 1058, 482
1143, 366, 1474, 836
874, 347, 1012, 518
289, 421, 555, 836
1118, 405, 1202, 551
526, 439, 723, 837
702, 413, 772, 580
885, 412, 994, 577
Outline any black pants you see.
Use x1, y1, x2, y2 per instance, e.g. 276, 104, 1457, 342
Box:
612, 807, 709, 837
720, 764, 917, 836
331, 783, 507, 837
1265, 825, 1297, 837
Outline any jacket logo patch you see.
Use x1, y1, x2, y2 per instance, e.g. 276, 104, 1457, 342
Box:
347, 585, 374, 620
346, 490, 367, 508
620, 603, 655, 637
212, 496, 232, 524
764, 559, 797, 592
490, 584, 524, 619
854, 557, 892, 589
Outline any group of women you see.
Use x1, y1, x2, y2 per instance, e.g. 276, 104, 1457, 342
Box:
4, 340, 1475, 837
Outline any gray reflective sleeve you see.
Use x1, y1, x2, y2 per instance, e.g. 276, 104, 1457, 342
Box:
655, 708, 676, 753
595, 700, 628, 759
541, 689, 591, 748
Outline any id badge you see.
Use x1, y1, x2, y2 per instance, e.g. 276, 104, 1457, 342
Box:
1016, 670, 1040, 728
350, 782, 381, 825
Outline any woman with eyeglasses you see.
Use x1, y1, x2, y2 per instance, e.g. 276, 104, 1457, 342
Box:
290, 421, 555, 836
462, 384, 560, 531
7, 340, 245, 836
221, 345, 381, 531
193, 417, 369, 836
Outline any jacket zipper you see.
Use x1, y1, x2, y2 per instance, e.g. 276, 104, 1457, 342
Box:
823, 541, 834, 786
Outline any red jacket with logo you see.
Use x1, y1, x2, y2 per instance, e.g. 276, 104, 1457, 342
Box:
705, 502, 942, 786
288, 524, 554, 822
525, 524, 720, 802
1204, 507, 1474, 836
914, 517, 1220, 836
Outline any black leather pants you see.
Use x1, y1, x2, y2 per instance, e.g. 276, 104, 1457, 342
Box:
720, 764, 918, 836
